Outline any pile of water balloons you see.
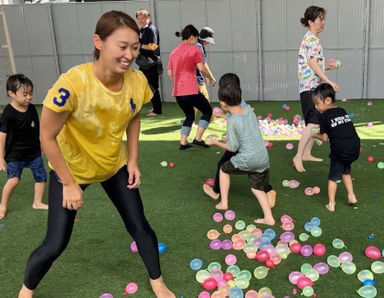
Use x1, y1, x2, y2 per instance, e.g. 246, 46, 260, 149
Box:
282, 179, 300, 189
304, 186, 321, 196
258, 114, 305, 139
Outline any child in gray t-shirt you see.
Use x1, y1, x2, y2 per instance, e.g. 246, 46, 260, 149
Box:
206, 83, 275, 226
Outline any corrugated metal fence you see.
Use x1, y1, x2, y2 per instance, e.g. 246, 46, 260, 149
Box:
0, 0, 383, 105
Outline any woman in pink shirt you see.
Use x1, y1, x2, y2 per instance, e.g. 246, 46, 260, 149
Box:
168, 25, 216, 150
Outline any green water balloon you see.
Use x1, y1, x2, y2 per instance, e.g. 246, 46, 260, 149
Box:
327, 255, 341, 268
357, 285, 377, 298
341, 262, 356, 274
357, 270, 374, 283
371, 261, 384, 274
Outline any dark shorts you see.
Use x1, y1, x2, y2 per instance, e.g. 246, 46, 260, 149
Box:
300, 90, 319, 125
7, 156, 47, 182
328, 158, 351, 181
221, 160, 270, 191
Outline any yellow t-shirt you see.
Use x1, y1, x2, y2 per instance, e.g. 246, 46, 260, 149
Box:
44, 63, 152, 184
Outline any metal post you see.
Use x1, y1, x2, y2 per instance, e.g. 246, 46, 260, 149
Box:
1, 6, 17, 74
362, 0, 371, 99
257, 0, 263, 101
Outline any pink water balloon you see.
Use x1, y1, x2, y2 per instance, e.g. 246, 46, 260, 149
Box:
100, 294, 114, 298
124, 283, 138, 295
224, 210, 236, 221
288, 271, 304, 285
198, 291, 211, 298
304, 187, 314, 196
288, 180, 300, 189
280, 215, 293, 223
225, 254, 237, 265
281, 221, 295, 231
313, 244, 326, 257
339, 251, 353, 264
290, 243, 302, 254
213, 212, 224, 223
296, 276, 314, 289
313, 262, 329, 275
280, 231, 295, 242
205, 178, 215, 187
130, 241, 138, 253
365, 246, 382, 260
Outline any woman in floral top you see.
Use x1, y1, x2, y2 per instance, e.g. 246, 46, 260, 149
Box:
293, 5, 339, 172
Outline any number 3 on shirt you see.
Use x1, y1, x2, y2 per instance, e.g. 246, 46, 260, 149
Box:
53, 88, 70, 107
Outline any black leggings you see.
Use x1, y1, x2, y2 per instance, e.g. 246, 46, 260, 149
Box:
24, 167, 160, 290
176, 93, 212, 128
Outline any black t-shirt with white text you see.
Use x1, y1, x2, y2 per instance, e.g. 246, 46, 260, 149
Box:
318, 107, 360, 162
0, 104, 41, 162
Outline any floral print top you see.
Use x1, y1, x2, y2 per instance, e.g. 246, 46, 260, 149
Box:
298, 31, 325, 93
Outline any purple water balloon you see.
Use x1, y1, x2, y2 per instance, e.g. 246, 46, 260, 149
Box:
313, 262, 329, 275
280, 231, 295, 242
221, 239, 233, 250
301, 245, 313, 257
224, 210, 236, 221
339, 251, 353, 264
210, 239, 222, 250
100, 294, 114, 298
288, 271, 304, 285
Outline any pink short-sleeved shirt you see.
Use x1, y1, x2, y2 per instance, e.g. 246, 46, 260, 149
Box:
168, 43, 204, 96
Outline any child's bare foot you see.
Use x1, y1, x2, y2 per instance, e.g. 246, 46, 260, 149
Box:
32, 203, 48, 210
215, 202, 228, 210
303, 155, 323, 162
150, 277, 176, 298
203, 184, 220, 200
0, 205, 7, 220
347, 194, 358, 205
254, 218, 275, 226
18, 285, 34, 298
326, 202, 335, 212
267, 190, 276, 208
293, 156, 305, 172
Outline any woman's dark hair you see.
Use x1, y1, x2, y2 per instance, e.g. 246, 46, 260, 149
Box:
93, 11, 139, 60
312, 83, 335, 103
175, 24, 199, 40
218, 83, 242, 106
219, 73, 241, 88
6, 74, 33, 94
300, 6, 326, 27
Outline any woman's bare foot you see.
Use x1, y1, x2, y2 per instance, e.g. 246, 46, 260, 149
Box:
326, 202, 335, 212
267, 190, 276, 208
293, 156, 305, 172
347, 194, 358, 205
147, 112, 159, 117
32, 203, 48, 210
302, 155, 323, 162
203, 184, 220, 200
254, 218, 275, 226
18, 285, 34, 298
150, 277, 176, 298
0, 205, 7, 220
215, 202, 228, 210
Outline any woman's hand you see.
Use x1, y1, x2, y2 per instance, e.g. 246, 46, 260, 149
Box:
62, 183, 83, 211
0, 159, 6, 172
127, 163, 141, 189
329, 81, 340, 92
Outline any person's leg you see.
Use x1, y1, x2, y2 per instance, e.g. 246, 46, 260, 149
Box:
19, 171, 78, 297
143, 67, 162, 116
176, 96, 195, 149
0, 177, 19, 219
28, 157, 48, 210
302, 124, 323, 162
101, 167, 175, 298
327, 180, 337, 212
342, 163, 357, 205
293, 123, 320, 172
217, 168, 230, 210
207, 151, 236, 197
251, 188, 275, 226
191, 93, 213, 142
0, 161, 23, 219
194, 84, 210, 119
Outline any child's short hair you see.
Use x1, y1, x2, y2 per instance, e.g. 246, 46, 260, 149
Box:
218, 73, 240, 88
312, 83, 335, 103
6, 74, 33, 95
218, 83, 242, 106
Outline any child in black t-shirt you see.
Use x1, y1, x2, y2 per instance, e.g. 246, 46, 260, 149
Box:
0, 74, 48, 219
311, 83, 360, 212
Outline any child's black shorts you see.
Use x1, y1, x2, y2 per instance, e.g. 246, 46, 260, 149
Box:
300, 90, 319, 125
221, 161, 270, 192
328, 158, 352, 181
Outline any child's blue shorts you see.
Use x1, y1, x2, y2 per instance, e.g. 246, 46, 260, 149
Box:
6, 156, 47, 183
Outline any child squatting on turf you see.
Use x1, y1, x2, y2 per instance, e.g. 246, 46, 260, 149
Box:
205, 81, 275, 226
0, 74, 48, 220
203, 73, 276, 208
311, 83, 360, 212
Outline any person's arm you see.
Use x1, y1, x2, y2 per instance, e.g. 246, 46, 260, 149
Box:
141, 43, 158, 51
0, 132, 7, 171
126, 113, 141, 189
40, 106, 83, 210
207, 138, 234, 151
168, 69, 174, 82
203, 63, 215, 84
197, 63, 216, 87
312, 131, 328, 143
308, 59, 339, 92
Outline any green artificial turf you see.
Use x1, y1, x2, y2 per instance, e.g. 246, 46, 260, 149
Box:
0, 99, 383, 298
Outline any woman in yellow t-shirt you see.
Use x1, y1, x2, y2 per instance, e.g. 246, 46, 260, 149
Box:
19, 11, 175, 298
